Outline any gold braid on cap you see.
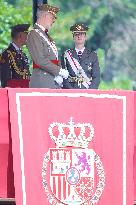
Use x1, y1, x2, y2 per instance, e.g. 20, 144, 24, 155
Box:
76, 25, 82, 31
38, 4, 60, 14
48, 10, 56, 16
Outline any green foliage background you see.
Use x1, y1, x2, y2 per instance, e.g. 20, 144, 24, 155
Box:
0, 0, 32, 48
0, 0, 136, 90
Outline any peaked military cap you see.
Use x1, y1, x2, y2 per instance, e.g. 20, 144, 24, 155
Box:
70, 23, 89, 33
38, 4, 60, 17
11, 24, 30, 34
11, 24, 30, 38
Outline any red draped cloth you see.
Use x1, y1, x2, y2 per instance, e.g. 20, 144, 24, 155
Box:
7, 89, 134, 205
7, 79, 29, 88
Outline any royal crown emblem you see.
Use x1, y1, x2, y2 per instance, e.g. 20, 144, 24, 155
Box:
48, 117, 94, 148
42, 118, 105, 205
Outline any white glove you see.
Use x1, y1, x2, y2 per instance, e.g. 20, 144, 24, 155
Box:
59, 68, 69, 79
54, 75, 63, 87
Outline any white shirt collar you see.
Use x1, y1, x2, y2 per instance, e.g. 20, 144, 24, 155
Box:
75, 47, 85, 54
11, 42, 20, 51
35, 23, 45, 32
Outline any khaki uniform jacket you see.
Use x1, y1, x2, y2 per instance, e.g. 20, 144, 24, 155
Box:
61, 48, 100, 89
27, 24, 61, 88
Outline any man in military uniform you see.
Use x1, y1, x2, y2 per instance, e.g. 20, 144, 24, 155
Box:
27, 4, 69, 88
0, 24, 30, 88
61, 23, 100, 89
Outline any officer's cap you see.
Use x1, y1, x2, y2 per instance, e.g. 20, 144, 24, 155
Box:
38, 4, 60, 18
11, 24, 30, 38
70, 23, 89, 33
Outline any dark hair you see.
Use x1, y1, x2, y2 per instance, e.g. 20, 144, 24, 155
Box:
11, 24, 30, 39
11, 30, 20, 39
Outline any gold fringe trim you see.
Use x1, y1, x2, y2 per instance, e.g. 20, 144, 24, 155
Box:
7, 50, 28, 79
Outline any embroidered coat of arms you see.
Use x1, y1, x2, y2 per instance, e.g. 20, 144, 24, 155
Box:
42, 118, 105, 205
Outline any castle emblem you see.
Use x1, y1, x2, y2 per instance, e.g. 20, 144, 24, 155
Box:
42, 118, 105, 205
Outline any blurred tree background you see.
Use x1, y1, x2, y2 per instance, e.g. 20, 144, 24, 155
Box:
0, 0, 32, 47
0, 0, 136, 90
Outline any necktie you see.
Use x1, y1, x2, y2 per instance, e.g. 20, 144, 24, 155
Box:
45, 29, 53, 42
45, 29, 48, 33
78, 51, 82, 61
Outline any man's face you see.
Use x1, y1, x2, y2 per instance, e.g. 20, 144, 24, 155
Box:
73, 32, 86, 45
44, 12, 56, 29
19, 32, 28, 46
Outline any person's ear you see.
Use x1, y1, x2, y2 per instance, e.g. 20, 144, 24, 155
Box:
85, 34, 88, 40
19, 33, 22, 39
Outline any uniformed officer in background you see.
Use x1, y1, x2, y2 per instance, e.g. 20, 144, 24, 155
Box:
61, 23, 100, 89
0, 24, 30, 88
